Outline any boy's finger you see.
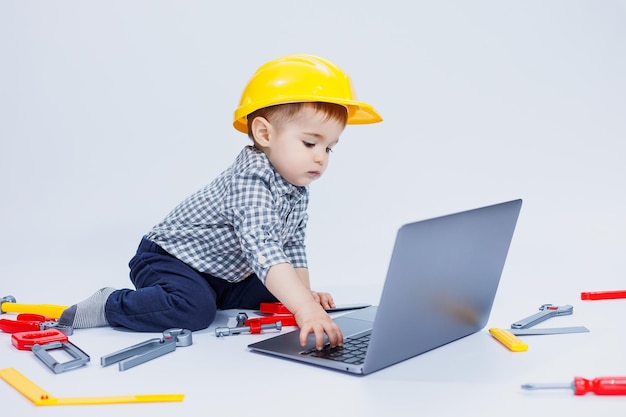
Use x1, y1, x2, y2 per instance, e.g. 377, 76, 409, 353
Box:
313, 326, 326, 350
299, 326, 312, 346
326, 324, 343, 347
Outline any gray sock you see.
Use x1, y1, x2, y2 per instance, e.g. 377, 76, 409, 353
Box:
59, 287, 116, 329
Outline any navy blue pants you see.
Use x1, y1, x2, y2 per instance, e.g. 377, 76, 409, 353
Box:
105, 238, 278, 332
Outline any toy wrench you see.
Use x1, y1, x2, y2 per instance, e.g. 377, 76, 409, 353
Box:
511, 304, 573, 329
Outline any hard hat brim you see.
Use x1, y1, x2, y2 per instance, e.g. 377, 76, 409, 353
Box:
233, 98, 382, 134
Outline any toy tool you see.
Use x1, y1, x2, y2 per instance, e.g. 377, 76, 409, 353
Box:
509, 326, 589, 335
0, 313, 73, 335
490, 303, 584, 351
216, 302, 371, 337
215, 305, 297, 337
0, 295, 67, 319
101, 328, 192, 371
32, 341, 90, 374
511, 304, 573, 329
259, 302, 293, 314
488, 328, 528, 351
489, 326, 590, 351
216, 319, 283, 337
215, 311, 288, 336
8, 328, 88, 373
0, 367, 183, 405
12, 329, 69, 350
522, 376, 626, 395
581, 290, 626, 300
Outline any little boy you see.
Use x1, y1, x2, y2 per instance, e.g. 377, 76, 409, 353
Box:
59, 54, 382, 349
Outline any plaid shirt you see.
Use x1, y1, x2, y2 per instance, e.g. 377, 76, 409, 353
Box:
146, 146, 309, 283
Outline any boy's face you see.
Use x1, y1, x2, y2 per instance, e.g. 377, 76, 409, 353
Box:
261, 107, 344, 187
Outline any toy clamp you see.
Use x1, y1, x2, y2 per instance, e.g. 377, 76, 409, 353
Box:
215, 305, 297, 337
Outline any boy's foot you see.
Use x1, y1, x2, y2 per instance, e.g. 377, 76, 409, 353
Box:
58, 287, 116, 328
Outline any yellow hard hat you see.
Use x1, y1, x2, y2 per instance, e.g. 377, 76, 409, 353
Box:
233, 54, 382, 133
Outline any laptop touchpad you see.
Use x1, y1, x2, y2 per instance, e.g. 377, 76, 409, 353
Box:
333, 307, 378, 337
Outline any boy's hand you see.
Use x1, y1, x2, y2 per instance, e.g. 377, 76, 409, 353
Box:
264, 263, 343, 350
293, 300, 343, 350
310, 290, 336, 310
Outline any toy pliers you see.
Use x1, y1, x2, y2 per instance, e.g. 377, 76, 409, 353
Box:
0, 313, 73, 335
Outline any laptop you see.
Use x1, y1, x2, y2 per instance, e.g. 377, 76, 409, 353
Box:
248, 199, 522, 375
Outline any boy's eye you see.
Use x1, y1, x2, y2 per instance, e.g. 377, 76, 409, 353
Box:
302, 141, 333, 153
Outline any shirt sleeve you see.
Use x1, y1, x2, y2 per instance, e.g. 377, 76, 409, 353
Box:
283, 213, 308, 269
220, 167, 295, 283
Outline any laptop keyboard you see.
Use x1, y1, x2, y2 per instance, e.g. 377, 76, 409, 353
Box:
301, 333, 371, 365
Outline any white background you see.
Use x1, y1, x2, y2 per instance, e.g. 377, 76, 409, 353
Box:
1, 1, 625, 416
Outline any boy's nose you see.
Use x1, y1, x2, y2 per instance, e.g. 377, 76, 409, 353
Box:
314, 149, 327, 164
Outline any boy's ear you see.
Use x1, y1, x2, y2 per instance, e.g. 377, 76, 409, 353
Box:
250, 117, 272, 147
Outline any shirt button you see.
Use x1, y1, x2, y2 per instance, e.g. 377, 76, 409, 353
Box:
257, 255, 267, 265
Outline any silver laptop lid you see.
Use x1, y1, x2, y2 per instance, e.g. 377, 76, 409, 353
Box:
363, 199, 522, 374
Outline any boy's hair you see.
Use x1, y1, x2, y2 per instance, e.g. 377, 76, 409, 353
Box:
247, 102, 348, 140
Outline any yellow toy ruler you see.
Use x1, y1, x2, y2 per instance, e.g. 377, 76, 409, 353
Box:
488, 328, 529, 352
0, 367, 184, 405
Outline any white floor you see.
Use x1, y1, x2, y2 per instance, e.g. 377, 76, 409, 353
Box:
2, 278, 625, 416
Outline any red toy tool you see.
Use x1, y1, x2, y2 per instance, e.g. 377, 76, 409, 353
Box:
3, 322, 89, 373
581, 290, 626, 300
215, 302, 371, 337
251, 303, 297, 328
215, 303, 298, 337
215, 319, 283, 337
259, 302, 293, 315
0, 313, 72, 335
11, 329, 68, 351
522, 376, 626, 395
245, 313, 297, 328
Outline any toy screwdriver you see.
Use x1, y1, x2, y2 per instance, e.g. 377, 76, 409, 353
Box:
581, 290, 626, 300
522, 376, 626, 395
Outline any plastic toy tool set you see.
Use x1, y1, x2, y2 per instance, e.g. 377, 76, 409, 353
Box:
3, 291, 626, 406
0, 295, 364, 406
0, 294, 188, 405
487, 290, 626, 395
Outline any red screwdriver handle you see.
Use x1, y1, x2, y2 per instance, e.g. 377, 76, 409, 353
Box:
574, 376, 626, 395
